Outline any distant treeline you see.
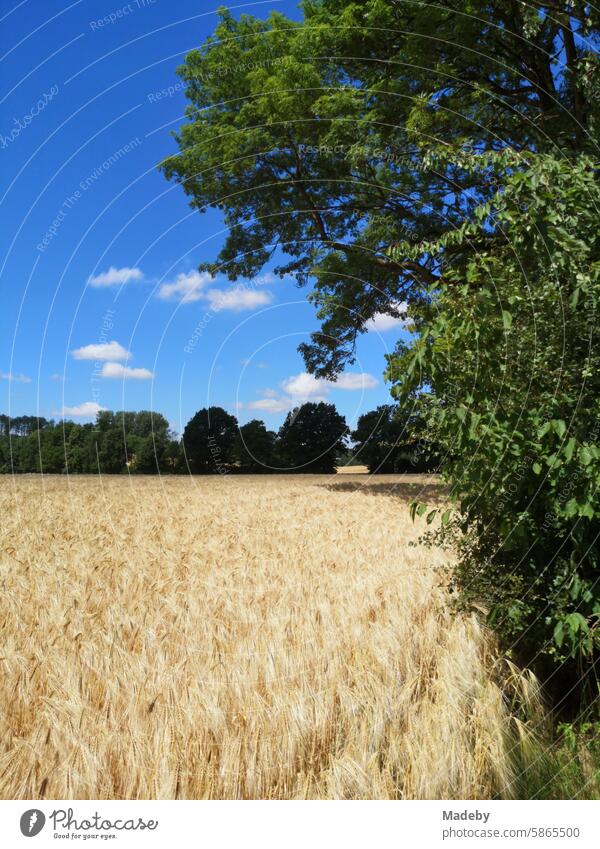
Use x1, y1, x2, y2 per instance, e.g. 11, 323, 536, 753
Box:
0, 403, 439, 475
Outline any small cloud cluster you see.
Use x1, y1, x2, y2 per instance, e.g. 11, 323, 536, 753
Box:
100, 362, 153, 380
71, 341, 131, 361
70, 340, 151, 378
157, 270, 210, 303
64, 337, 154, 419
61, 401, 105, 418
51, 265, 284, 421
87, 266, 279, 312
243, 370, 378, 414
157, 270, 274, 311
88, 266, 143, 287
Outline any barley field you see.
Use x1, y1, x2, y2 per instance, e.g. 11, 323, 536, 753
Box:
0, 475, 531, 799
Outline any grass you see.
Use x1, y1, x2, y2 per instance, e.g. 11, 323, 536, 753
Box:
0, 474, 545, 799
511, 719, 600, 800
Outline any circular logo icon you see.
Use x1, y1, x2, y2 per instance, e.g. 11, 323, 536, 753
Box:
19, 809, 46, 837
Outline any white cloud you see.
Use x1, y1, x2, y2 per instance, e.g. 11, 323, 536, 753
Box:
88, 266, 143, 287
244, 370, 377, 415
101, 362, 153, 380
205, 287, 273, 312
158, 271, 274, 311
157, 270, 212, 303
71, 341, 132, 361
254, 272, 277, 285
282, 370, 378, 398
50, 373, 64, 382
246, 397, 295, 413
60, 401, 105, 418
281, 372, 330, 402
365, 301, 407, 332
1, 371, 31, 383
334, 372, 378, 390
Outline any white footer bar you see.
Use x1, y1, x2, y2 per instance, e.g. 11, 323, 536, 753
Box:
0, 800, 597, 848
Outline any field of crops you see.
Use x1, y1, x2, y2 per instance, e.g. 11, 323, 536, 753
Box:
0, 475, 525, 799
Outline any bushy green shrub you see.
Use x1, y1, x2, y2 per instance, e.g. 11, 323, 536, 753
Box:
391, 152, 600, 703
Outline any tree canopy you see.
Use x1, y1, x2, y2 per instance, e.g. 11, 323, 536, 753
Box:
351, 403, 438, 473
234, 419, 277, 472
1, 403, 356, 476
161, 0, 599, 375
182, 406, 239, 473
0, 411, 180, 475
277, 401, 348, 472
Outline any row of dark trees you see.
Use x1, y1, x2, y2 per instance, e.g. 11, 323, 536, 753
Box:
0, 403, 439, 475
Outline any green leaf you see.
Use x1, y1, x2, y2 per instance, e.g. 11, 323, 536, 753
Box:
502, 310, 513, 330
564, 498, 579, 518
554, 621, 564, 648
532, 462, 542, 475
441, 509, 451, 526
538, 421, 551, 438
564, 437, 576, 461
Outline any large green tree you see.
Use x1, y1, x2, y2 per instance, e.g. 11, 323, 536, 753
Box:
277, 401, 348, 472
161, 0, 599, 375
182, 406, 238, 473
351, 404, 437, 473
234, 419, 277, 472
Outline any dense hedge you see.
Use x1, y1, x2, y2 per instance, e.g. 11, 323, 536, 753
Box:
391, 154, 600, 705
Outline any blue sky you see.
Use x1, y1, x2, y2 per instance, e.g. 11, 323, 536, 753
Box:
1, 0, 406, 433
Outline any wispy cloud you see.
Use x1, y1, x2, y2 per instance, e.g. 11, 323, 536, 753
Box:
50, 373, 64, 382
0, 371, 31, 383
100, 362, 153, 380
71, 341, 132, 361
88, 266, 144, 287
60, 401, 105, 417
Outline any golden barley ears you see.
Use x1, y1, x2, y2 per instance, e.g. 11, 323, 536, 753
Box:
0, 475, 527, 799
